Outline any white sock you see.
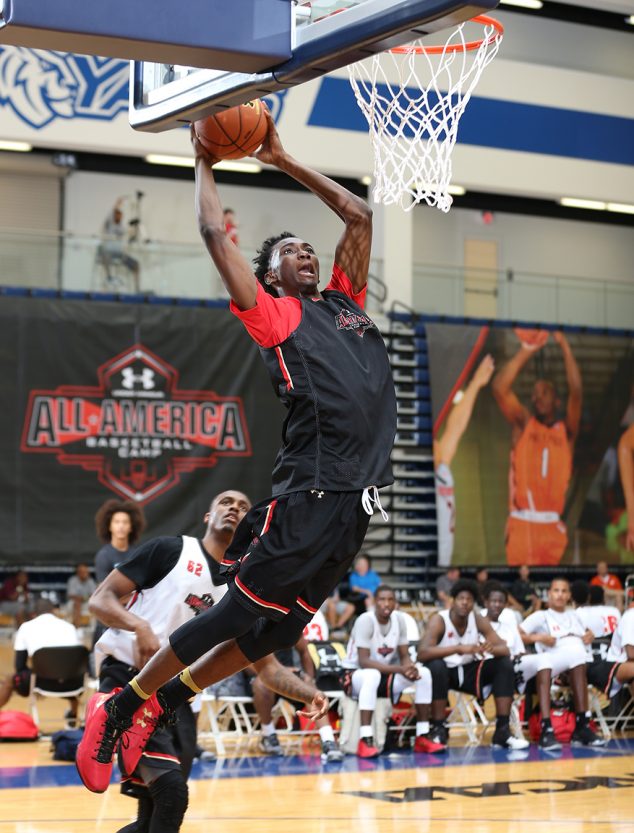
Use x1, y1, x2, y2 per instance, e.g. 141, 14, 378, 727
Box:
261, 722, 276, 737
416, 721, 430, 736
359, 724, 374, 739
319, 725, 335, 743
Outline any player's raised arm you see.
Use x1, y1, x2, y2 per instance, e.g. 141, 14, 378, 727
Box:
553, 331, 582, 442
491, 344, 537, 430
192, 127, 258, 310
255, 107, 372, 293
435, 354, 495, 467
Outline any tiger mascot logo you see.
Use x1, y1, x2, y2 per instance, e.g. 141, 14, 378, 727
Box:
0, 47, 129, 128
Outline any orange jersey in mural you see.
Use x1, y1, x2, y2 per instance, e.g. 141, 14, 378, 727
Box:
510, 417, 572, 515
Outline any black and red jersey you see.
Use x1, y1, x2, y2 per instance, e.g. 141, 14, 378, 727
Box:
231, 265, 396, 494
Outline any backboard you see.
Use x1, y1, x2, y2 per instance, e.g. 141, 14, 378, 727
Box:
130, 0, 499, 132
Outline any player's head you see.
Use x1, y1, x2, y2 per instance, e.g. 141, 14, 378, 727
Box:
76, 563, 91, 581
253, 233, 319, 298
475, 566, 489, 584
35, 593, 58, 615
14, 570, 28, 586
451, 579, 479, 616
447, 566, 460, 581
205, 490, 251, 537
518, 565, 530, 580
589, 585, 605, 606
547, 576, 570, 611
596, 560, 608, 577
95, 498, 146, 546
374, 585, 396, 622
482, 580, 507, 622
570, 579, 589, 607
354, 554, 370, 575
531, 379, 559, 422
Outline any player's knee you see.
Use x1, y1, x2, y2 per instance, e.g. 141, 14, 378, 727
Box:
148, 771, 188, 833
426, 658, 449, 697
493, 656, 515, 696
238, 614, 305, 662
360, 667, 381, 688
416, 664, 431, 683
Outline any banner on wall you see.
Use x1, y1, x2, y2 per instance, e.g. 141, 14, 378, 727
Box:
0, 297, 280, 564
426, 323, 634, 568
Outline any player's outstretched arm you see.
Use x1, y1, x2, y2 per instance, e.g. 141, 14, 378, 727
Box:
192, 126, 258, 310
618, 424, 634, 551
89, 570, 161, 667
491, 346, 536, 429
435, 354, 495, 467
255, 107, 372, 293
553, 332, 582, 442
253, 654, 329, 719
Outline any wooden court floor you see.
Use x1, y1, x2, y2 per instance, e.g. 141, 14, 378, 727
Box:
1, 721, 633, 832
1, 643, 633, 831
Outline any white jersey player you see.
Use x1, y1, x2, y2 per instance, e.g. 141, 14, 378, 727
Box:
343, 585, 444, 757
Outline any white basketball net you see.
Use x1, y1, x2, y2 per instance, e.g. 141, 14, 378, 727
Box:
348, 17, 503, 213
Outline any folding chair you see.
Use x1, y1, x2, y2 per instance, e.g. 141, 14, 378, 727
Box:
198, 692, 261, 756
28, 645, 90, 729
446, 691, 489, 744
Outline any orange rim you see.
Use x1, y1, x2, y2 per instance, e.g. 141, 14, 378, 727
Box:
390, 15, 503, 55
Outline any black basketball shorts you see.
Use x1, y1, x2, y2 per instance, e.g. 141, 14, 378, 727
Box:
221, 490, 371, 623
586, 660, 622, 698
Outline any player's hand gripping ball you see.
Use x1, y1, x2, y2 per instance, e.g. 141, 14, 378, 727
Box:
194, 100, 268, 160
514, 328, 550, 351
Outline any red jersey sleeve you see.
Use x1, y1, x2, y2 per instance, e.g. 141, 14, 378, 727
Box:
325, 263, 367, 309
229, 282, 302, 347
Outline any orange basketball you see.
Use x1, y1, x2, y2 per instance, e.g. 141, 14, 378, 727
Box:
514, 328, 550, 350
194, 100, 267, 161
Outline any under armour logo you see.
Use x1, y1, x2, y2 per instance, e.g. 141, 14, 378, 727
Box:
136, 706, 153, 728
121, 367, 155, 390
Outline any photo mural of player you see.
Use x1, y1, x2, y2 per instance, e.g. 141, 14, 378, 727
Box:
426, 323, 634, 567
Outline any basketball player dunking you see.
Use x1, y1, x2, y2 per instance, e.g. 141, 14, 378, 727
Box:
492, 331, 582, 566
77, 104, 397, 793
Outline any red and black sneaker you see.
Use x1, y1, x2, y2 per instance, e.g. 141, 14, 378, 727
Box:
413, 734, 447, 754
120, 692, 175, 775
357, 736, 380, 758
76, 688, 131, 793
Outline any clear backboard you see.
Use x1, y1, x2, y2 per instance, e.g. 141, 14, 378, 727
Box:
130, 0, 499, 132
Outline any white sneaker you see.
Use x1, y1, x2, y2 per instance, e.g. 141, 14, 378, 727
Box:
492, 729, 529, 750
505, 735, 530, 750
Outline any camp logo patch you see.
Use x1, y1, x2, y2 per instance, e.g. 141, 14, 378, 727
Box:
20, 344, 251, 504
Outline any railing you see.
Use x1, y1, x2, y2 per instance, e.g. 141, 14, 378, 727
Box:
1, 228, 632, 328
0, 229, 386, 309
412, 263, 634, 329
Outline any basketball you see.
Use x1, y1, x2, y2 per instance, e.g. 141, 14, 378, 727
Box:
514, 328, 550, 350
194, 100, 268, 161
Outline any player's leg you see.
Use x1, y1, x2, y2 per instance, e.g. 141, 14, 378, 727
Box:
349, 667, 382, 758
392, 665, 445, 754
550, 646, 605, 747
476, 658, 528, 749
251, 674, 284, 756
425, 658, 450, 744
526, 655, 561, 750
115, 796, 153, 833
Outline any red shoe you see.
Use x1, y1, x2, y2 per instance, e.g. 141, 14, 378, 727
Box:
357, 737, 380, 758
76, 688, 130, 793
120, 692, 173, 776
414, 734, 447, 754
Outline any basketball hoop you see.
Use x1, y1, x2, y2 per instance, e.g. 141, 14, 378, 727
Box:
348, 15, 504, 213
